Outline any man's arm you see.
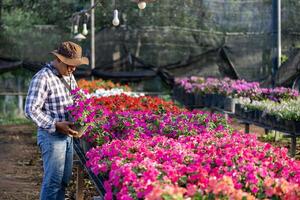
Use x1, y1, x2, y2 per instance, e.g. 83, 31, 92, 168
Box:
24, 74, 56, 133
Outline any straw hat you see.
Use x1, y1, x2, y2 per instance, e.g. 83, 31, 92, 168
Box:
51, 41, 89, 66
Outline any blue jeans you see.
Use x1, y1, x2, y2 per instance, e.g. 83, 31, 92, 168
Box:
37, 129, 73, 200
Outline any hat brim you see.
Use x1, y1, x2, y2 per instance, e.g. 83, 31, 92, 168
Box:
51, 51, 89, 66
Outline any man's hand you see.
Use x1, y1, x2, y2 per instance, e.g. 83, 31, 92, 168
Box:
55, 121, 79, 136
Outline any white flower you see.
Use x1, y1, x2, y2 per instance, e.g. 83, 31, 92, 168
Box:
88, 88, 144, 98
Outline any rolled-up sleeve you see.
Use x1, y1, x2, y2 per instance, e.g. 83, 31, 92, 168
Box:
25, 74, 56, 133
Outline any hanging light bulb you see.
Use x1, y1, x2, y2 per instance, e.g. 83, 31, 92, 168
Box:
112, 9, 120, 26
82, 23, 88, 35
73, 25, 79, 34
73, 15, 80, 34
138, 1, 146, 10
74, 33, 86, 41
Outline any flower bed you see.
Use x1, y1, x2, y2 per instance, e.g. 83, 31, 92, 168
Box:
86, 131, 300, 199
91, 94, 182, 113
82, 110, 230, 146
68, 86, 300, 200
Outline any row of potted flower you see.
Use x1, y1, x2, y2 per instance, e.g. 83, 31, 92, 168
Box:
68, 89, 184, 118
173, 86, 237, 111
235, 98, 300, 133
82, 110, 230, 146
78, 78, 132, 93
173, 77, 299, 112
67, 88, 300, 199
68, 89, 228, 145
175, 77, 299, 102
85, 88, 145, 98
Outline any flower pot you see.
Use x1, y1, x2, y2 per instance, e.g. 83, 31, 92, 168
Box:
195, 93, 204, 107
234, 104, 242, 117
268, 114, 276, 128
74, 124, 88, 139
215, 94, 225, 109
224, 97, 236, 113
294, 121, 300, 135
204, 94, 213, 107
244, 109, 254, 121
211, 94, 222, 107
254, 109, 262, 123
176, 87, 185, 104
186, 92, 195, 108
241, 107, 248, 119
172, 86, 179, 100
284, 120, 295, 133
274, 117, 285, 130
210, 94, 217, 107
262, 114, 271, 127
259, 111, 267, 125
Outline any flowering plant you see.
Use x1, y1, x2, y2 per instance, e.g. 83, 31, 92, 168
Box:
86, 88, 144, 98
67, 89, 186, 141
82, 110, 230, 145
78, 79, 131, 93
66, 88, 107, 138
91, 94, 184, 113
86, 133, 300, 199
175, 76, 299, 102
241, 99, 300, 121
68, 81, 300, 199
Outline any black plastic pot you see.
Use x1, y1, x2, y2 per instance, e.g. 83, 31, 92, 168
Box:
195, 93, 205, 107
204, 94, 213, 107
224, 97, 236, 112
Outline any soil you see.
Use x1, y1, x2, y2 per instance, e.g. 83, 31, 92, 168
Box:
0, 123, 98, 200
0, 120, 298, 200
0, 124, 41, 200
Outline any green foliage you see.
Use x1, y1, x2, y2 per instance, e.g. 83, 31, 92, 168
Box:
0, 68, 34, 92
1, 1, 80, 60
0, 116, 31, 125
0, 96, 20, 118
0, 0, 299, 83
281, 54, 288, 64
259, 131, 283, 142
2, 0, 86, 27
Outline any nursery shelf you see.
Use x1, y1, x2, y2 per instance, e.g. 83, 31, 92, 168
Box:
73, 138, 106, 198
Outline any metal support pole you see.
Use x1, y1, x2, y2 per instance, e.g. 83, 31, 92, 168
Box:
91, 0, 95, 80
276, 0, 281, 78
0, 0, 2, 28
272, 0, 281, 87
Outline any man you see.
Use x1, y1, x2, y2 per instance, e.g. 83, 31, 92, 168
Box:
25, 41, 89, 200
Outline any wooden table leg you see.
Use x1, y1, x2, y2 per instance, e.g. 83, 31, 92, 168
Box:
245, 123, 250, 133
290, 136, 296, 157
264, 129, 269, 135
76, 163, 84, 200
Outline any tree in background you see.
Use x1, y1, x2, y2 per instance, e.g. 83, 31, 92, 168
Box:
0, 0, 88, 60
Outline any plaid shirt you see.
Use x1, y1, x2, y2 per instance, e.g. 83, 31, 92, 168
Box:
25, 63, 77, 133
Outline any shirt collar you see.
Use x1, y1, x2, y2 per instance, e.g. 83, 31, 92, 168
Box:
45, 63, 61, 77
